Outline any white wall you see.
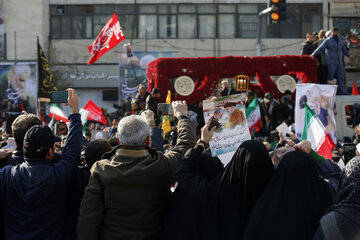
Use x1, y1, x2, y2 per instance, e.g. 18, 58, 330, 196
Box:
4, 0, 49, 60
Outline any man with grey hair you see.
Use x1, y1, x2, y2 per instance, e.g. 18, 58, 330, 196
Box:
78, 101, 197, 240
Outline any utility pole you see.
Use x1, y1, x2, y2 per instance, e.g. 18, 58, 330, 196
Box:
257, 0, 286, 56
256, 7, 271, 56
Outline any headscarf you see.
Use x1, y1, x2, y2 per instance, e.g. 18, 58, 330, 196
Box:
244, 150, 333, 240
328, 156, 360, 212
162, 148, 223, 240
205, 140, 275, 240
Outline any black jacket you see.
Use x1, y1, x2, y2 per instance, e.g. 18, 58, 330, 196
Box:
1, 148, 61, 169
0, 113, 82, 240
1, 148, 25, 169
301, 41, 316, 55
145, 95, 159, 115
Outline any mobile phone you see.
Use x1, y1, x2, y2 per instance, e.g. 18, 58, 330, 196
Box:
6, 112, 22, 134
55, 122, 68, 136
343, 143, 356, 165
157, 103, 174, 116
208, 117, 221, 131
50, 91, 68, 103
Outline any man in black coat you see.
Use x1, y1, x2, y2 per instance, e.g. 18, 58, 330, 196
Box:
301, 32, 316, 55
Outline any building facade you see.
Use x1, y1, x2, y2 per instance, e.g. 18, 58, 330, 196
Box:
2, 0, 360, 112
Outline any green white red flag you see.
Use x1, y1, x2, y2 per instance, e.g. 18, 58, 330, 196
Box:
301, 103, 335, 160
49, 104, 68, 123
245, 95, 262, 133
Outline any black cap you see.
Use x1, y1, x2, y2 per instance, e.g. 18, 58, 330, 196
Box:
23, 125, 61, 158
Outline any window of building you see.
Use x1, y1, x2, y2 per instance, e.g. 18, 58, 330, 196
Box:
219, 14, 235, 38
178, 14, 196, 38
49, 3, 322, 40
50, 17, 61, 39
159, 15, 176, 38
267, 4, 322, 38
118, 15, 136, 39
93, 15, 112, 36
138, 15, 157, 39
237, 4, 258, 14
72, 16, 83, 39
334, 17, 360, 49
238, 15, 257, 38
60, 17, 71, 39
158, 5, 176, 14
139, 5, 157, 14
199, 15, 216, 38
198, 4, 216, 14
218, 4, 236, 13
178, 5, 196, 13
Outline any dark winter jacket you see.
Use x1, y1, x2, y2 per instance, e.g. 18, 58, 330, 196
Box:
1, 148, 61, 169
150, 127, 164, 152
0, 113, 82, 240
146, 95, 159, 115
77, 118, 196, 240
301, 41, 316, 55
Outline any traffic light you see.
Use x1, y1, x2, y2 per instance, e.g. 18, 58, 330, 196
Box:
269, 0, 286, 23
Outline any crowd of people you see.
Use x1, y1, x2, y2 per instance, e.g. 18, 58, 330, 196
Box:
0, 28, 358, 239
300, 27, 354, 95
0, 84, 359, 240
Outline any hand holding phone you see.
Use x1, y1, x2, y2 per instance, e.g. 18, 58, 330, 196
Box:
208, 116, 221, 132
157, 103, 174, 116
67, 88, 79, 114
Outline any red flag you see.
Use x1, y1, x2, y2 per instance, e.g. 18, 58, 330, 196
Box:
83, 99, 107, 125
37, 109, 47, 125
19, 102, 25, 112
352, 81, 360, 95
87, 12, 125, 64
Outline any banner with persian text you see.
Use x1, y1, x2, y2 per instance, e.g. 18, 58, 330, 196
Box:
203, 93, 251, 157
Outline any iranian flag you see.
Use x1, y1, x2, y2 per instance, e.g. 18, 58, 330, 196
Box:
49, 104, 69, 123
245, 95, 262, 133
301, 103, 335, 160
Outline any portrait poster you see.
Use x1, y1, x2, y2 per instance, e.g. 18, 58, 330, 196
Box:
0, 62, 38, 113
203, 93, 251, 157
118, 51, 173, 100
295, 84, 337, 143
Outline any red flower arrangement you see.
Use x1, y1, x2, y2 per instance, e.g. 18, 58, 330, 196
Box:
147, 55, 317, 104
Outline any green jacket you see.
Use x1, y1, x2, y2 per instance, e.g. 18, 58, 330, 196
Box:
77, 119, 196, 240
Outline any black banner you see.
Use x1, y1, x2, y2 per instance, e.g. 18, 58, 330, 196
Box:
37, 38, 57, 98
